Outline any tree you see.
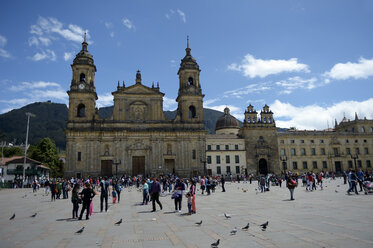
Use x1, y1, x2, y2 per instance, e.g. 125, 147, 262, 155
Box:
29, 137, 64, 178
2, 147, 23, 157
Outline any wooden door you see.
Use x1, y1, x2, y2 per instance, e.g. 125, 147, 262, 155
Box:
132, 156, 145, 176
101, 160, 113, 177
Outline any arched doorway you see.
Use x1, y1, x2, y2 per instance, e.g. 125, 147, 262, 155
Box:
258, 159, 268, 175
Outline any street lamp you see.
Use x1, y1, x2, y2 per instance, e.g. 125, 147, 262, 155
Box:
200, 157, 206, 176
113, 159, 121, 178
350, 153, 358, 171
23, 112, 35, 188
280, 155, 287, 171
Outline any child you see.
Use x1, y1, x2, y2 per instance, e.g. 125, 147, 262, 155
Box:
186, 192, 192, 215
112, 188, 117, 204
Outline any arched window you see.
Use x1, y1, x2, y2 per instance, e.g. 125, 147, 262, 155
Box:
80, 73, 86, 82
189, 105, 196, 118
77, 104, 86, 117
188, 77, 194, 86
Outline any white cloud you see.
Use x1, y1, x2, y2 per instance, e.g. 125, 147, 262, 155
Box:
0, 34, 11, 58
0, 49, 11, 58
122, 18, 135, 30
176, 9, 186, 23
64, 52, 74, 61
9, 81, 61, 91
163, 97, 177, 110
165, 9, 186, 23
324, 57, 373, 80
270, 98, 373, 130
0, 81, 68, 113
105, 22, 113, 29
275, 76, 317, 94
31, 49, 56, 61
97, 93, 113, 108
39, 37, 51, 46
29, 16, 90, 45
0, 35, 6, 47
228, 54, 310, 78
224, 82, 272, 98
110, 32, 115, 38
30, 89, 68, 101
28, 36, 39, 46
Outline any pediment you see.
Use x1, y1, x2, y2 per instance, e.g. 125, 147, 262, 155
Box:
122, 84, 164, 95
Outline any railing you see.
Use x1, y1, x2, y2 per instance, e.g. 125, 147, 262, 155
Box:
6, 169, 43, 176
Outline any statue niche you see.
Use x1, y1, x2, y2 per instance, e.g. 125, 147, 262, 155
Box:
130, 101, 147, 121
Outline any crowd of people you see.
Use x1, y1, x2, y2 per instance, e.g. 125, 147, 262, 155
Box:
24, 168, 372, 221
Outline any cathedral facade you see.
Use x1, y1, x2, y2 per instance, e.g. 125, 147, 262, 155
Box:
65, 38, 206, 178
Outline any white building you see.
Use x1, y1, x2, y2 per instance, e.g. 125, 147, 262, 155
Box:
0, 156, 50, 182
206, 107, 247, 176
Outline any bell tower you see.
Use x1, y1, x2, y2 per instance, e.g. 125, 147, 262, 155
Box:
176, 37, 204, 123
67, 33, 98, 121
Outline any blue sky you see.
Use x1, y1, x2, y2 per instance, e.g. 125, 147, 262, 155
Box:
1, 0, 373, 130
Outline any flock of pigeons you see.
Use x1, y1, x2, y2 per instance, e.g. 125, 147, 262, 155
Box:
194, 213, 269, 247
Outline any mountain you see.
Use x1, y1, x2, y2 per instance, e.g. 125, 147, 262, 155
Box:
0, 102, 235, 150
0, 102, 68, 150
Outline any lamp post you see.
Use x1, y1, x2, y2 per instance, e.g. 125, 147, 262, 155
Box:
23, 112, 35, 188
280, 155, 287, 172
350, 153, 358, 171
113, 159, 121, 178
200, 157, 206, 176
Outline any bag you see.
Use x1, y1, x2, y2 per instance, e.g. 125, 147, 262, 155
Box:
77, 198, 82, 204
171, 192, 179, 199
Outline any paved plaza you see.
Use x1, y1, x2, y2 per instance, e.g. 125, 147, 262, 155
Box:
0, 178, 372, 248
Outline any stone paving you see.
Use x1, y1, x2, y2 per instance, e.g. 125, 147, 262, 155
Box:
0, 178, 372, 248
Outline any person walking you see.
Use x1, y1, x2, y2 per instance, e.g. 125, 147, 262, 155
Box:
150, 177, 162, 212
173, 178, 185, 212
79, 182, 95, 220
142, 179, 149, 205
190, 179, 197, 214
287, 175, 297, 200
115, 180, 121, 203
100, 177, 110, 212
71, 183, 80, 219
221, 176, 226, 192
347, 170, 359, 195
50, 181, 56, 201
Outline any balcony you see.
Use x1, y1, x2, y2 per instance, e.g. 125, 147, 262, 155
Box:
7, 169, 43, 176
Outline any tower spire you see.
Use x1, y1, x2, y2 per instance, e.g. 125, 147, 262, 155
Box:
82, 32, 88, 51
185, 35, 191, 56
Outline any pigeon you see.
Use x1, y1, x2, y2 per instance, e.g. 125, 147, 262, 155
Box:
75, 226, 85, 234
260, 221, 269, 229
337, 185, 340, 187
30, 213, 37, 218
230, 227, 238, 235
224, 213, 231, 219
195, 220, 202, 225
9, 213, 15, 220
211, 239, 220, 247
335, 190, 338, 193
242, 223, 250, 230
115, 218, 122, 225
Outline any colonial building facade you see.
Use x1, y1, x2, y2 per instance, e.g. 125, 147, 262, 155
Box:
206, 105, 373, 176
65, 38, 206, 178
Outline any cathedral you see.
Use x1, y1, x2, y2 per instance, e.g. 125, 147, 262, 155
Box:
65, 37, 206, 178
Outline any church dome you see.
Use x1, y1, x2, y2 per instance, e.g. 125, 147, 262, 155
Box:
215, 107, 240, 131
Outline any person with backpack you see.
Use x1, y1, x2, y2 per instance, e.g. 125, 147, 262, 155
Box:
287, 175, 297, 200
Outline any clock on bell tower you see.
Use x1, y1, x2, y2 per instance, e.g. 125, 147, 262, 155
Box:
67, 33, 98, 121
